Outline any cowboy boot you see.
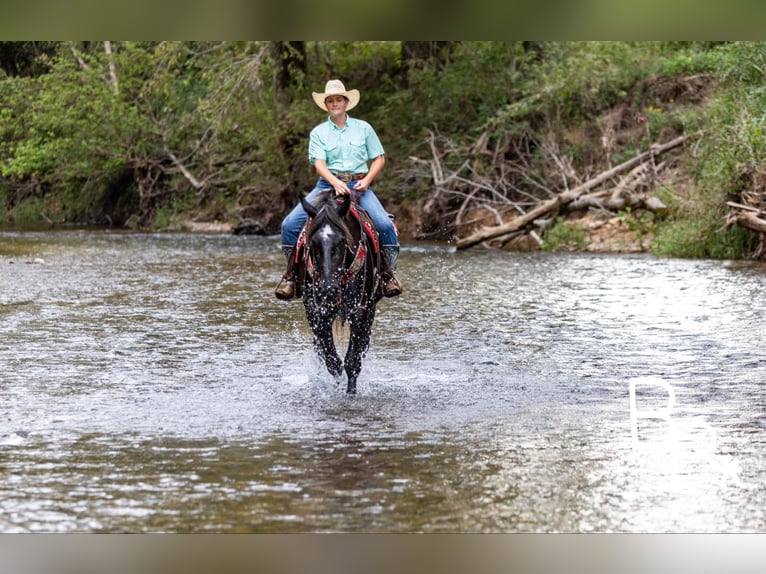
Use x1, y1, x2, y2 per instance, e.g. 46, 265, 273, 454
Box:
274, 246, 297, 300
380, 245, 402, 298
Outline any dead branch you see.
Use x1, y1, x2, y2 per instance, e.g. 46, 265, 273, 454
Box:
69, 43, 89, 70
733, 211, 766, 233
727, 201, 765, 215
456, 134, 691, 249
163, 146, 204, 190
455, 186, 482, 229
610, 160, 665, 200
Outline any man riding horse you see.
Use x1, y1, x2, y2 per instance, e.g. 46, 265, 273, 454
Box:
275, 79, 402, 301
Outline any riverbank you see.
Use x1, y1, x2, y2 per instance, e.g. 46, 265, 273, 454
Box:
166, 209, 649, 255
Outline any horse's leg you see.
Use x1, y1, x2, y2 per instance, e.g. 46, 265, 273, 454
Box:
305, 301, 343, 379
344, 311, 374, 394
313, 323, 344, 379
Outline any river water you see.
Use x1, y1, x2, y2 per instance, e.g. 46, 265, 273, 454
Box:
1, 229, 765, 532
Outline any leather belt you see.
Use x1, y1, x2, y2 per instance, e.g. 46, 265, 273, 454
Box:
333, 172, 366, 183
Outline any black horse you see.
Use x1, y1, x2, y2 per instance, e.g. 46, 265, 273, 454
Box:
298, 190, 383, 394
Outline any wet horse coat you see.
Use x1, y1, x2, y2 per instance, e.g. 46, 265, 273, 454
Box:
299, 191, 382, 393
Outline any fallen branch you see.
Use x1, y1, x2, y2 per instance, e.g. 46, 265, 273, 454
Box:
733, 211, 766, 233
610, 160, 665, 200
456, 134, 691, 249
164, 147, 204, 190
727, 201, 766, 215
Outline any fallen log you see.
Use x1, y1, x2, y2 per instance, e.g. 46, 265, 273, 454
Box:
564, 194, 667, 214
456, 134, 691, 249
733, 211, 766, 234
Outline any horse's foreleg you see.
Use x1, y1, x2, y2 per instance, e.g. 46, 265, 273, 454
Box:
313, 326, 343, 379
344, 314, 374, 394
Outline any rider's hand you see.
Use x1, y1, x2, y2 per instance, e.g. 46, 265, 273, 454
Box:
352, 178, 369, 193
333, 180, 350, 196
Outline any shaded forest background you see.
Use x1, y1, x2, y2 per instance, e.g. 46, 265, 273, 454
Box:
3, 41, 766, 258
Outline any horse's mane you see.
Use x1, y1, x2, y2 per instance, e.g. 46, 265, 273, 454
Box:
307, 191, 355, 246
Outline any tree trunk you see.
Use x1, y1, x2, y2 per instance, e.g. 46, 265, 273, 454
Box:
271, 41, 308, 205
104, 41, 119, 95
271, 41, 306, 106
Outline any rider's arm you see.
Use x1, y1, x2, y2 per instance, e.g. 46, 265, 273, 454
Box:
353, 154, 385, 192
313, 158, 349, 196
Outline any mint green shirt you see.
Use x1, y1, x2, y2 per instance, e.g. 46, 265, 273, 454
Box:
308, 115, 385, 174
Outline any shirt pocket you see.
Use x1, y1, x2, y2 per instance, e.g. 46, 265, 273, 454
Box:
320, 135, 340, 162
348, 135, 367, 156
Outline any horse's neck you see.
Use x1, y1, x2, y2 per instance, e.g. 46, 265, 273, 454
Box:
347, 207, 379, 254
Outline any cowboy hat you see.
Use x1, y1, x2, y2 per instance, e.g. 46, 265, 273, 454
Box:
312, 79, 360, 112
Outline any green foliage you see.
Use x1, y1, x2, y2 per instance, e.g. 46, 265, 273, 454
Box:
618, 207, 656, 246
308, 41, 400, 112
655, 43, 720, 76
149, 202, 179, 230
689, 43, 766, 191
0, 43, 152, 223
10, 195, 46, 225
0, 40, 762, 260
0, 41, 283, 225
541, 216, 586, 251
485, 42, 662, 131
716, 42, 766, 85
383, 42, 529, 139
0, 41, 58, 77
676, 42, 766, 260
533, 42, 648, 117
652, 207, 753, 259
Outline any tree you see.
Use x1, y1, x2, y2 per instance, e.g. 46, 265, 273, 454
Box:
270, 41, 307, 162
271, 41, 306, 105
400, 41, 454, 70
0, 41, 57, 77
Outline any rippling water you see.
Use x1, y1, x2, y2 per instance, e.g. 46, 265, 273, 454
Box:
1, 230, 765, 532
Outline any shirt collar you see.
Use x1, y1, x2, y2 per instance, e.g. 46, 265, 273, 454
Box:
327, 114, 350, 131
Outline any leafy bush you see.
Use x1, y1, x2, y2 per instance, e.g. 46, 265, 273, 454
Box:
542, 216, 586, 251
652, 207, 753, 259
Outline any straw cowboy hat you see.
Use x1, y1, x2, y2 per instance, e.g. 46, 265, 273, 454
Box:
312, 80, 360, 112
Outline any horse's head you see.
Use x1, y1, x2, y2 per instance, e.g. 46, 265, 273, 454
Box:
301, 192, 353, 303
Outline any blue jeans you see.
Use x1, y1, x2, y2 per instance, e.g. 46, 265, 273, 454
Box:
281, 177, 399, 248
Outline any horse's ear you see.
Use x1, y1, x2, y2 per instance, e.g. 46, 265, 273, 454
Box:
300, 194, 318, 218
336, 193, 350, 218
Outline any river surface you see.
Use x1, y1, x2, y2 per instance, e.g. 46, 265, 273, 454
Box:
1, 229, 765, 532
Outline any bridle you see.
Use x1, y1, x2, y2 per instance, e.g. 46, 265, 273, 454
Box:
303, 208, 367, 291
305, 238, 366, 287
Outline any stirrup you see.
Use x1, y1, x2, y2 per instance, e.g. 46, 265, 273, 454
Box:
381, 275, 402, 298
274, 278, 296, 301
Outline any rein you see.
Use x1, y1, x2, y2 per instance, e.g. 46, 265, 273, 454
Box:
340, 242, 367, 284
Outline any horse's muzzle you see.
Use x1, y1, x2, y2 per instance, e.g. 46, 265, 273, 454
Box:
316, 281, 340, 306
